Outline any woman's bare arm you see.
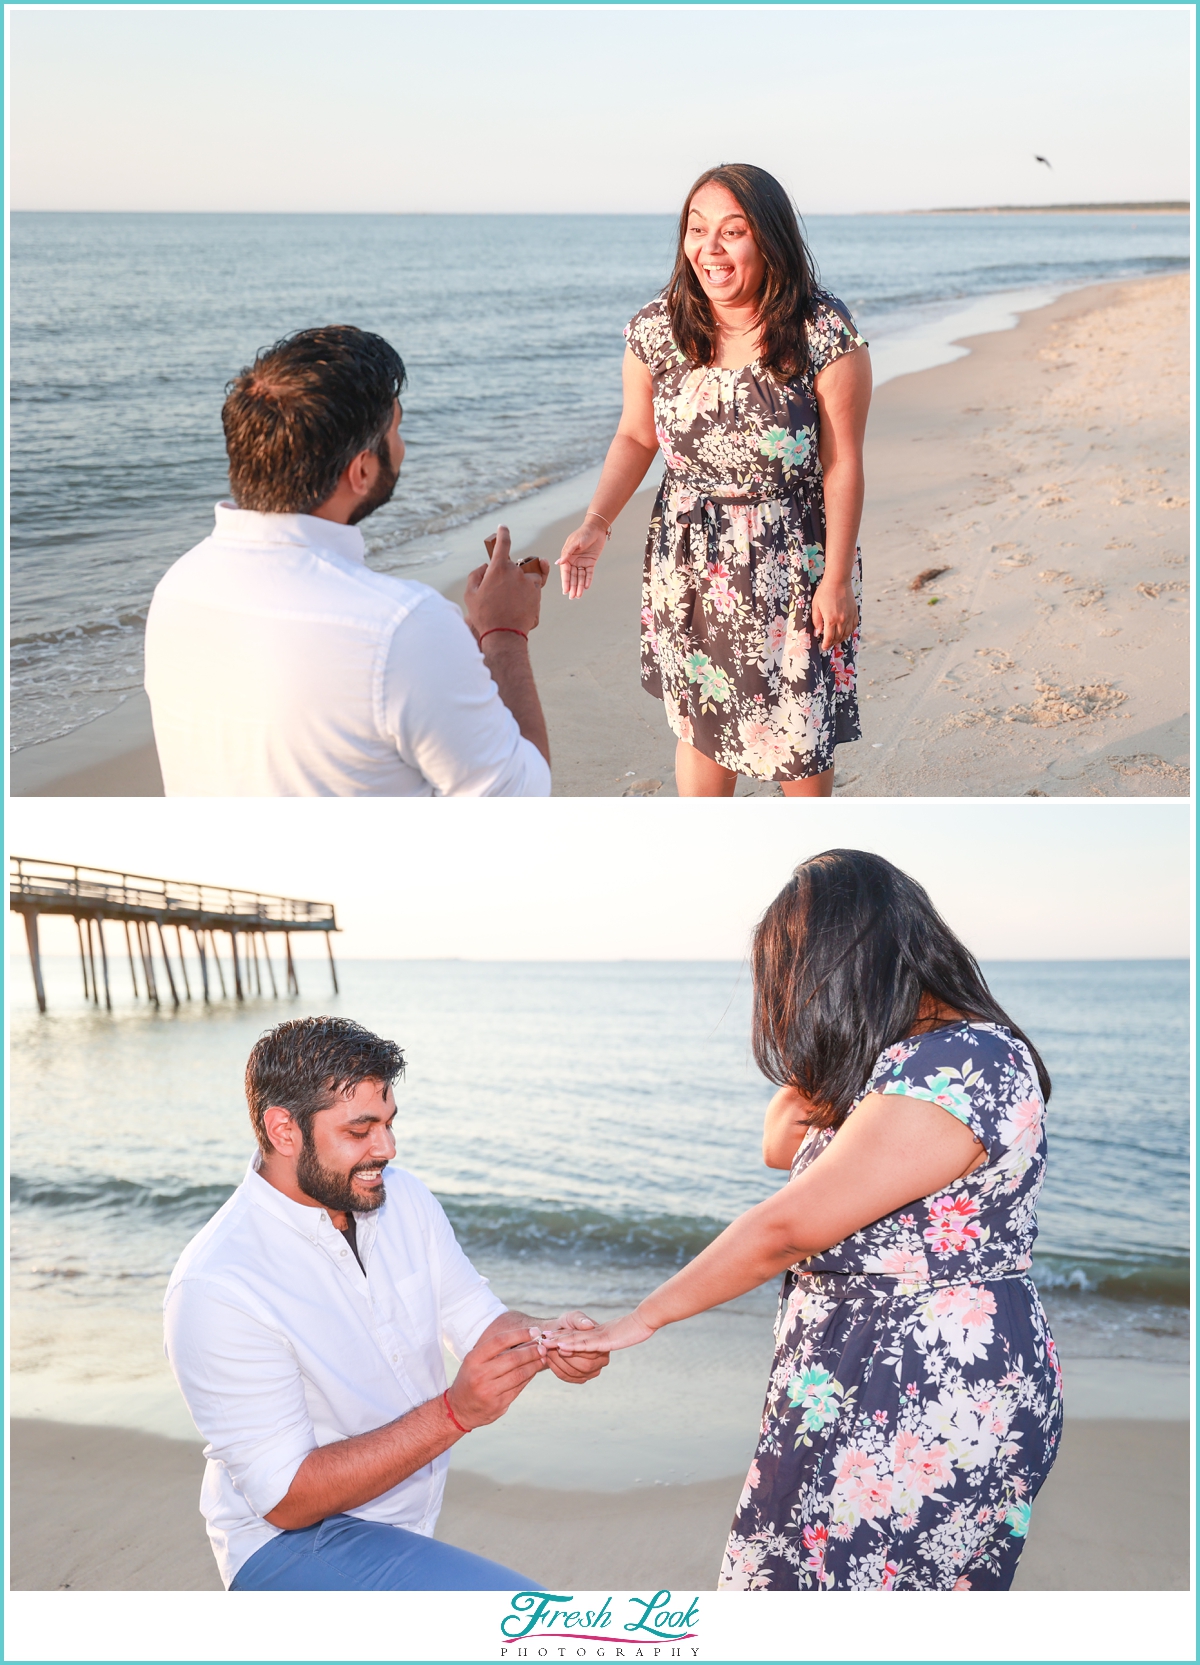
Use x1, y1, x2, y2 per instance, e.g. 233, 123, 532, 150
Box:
547, 1094, 984, 1355
558, 350, 658, 599
811, 345, 872, 651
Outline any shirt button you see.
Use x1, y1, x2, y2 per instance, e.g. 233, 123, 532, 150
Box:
340, 1250, 347, 1257
392, 1354, 398, 1362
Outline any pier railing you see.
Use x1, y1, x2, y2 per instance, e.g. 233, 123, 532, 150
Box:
9, 858, 336, 930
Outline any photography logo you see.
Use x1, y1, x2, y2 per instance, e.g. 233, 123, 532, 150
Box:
498, 1590, 701, 1659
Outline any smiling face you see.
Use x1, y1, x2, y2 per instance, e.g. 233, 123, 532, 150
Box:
293, 1078, 398, 1215
683, 182, 767, 311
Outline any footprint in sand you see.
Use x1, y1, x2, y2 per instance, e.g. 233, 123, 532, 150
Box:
1107, 754, 1190, 785
1005, 678, 1127, 726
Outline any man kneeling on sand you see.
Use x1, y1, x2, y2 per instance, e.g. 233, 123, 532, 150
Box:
145, 325, 551, 796
164, 1017, 608, 1591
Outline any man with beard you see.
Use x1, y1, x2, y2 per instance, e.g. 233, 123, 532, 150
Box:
164, 1016, 607, 1591
144, 325, 551, 795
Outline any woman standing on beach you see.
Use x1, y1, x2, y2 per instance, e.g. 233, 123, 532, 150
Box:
545, 850, 1063, 1590
558, 165, 871, 796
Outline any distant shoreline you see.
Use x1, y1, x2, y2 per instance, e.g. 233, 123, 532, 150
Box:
917, 201, 1189, 215
10, 203, 1192, 217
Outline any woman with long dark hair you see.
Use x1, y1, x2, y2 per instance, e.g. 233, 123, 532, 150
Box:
545, 850, 1063, 1591
557, 164, 871, 796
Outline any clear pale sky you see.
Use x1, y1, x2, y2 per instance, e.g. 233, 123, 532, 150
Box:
7, 799, 1189, 961
8, 5, 1193, 213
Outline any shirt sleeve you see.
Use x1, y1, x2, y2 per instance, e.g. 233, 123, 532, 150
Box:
382, 592, 551, 798
164, 1275, 315, 1519
420, 1192, 507, 1360
808, 294, 868, 377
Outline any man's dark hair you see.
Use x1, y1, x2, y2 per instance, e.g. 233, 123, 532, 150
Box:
222, 326, 407, 514
246, 1015, 406, 1157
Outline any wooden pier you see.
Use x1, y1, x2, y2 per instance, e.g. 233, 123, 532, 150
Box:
10, 857, 339, 1014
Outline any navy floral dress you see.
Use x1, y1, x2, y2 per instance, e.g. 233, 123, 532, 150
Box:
721, 1023, 1063, 1591
625, 291, 867, 782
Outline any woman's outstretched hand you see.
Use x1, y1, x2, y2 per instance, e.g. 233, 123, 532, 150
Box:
540, 1311, 654, 1356
557, 522, 607, 600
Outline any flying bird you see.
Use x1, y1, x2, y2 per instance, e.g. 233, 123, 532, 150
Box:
1034, 154, 1053, 169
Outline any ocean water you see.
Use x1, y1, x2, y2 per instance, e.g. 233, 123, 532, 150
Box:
9, 210, 1190, 753
8, 955, 1190, 1480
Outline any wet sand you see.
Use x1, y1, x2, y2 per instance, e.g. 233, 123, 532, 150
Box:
11, 273, 1188, 799
9, 1415, 1189, 1591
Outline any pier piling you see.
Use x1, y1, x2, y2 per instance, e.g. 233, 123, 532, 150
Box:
76, 918, 91, 1001
124, 921, 140, 999
97, 919, 112, 1011
24, 913, 46, 1013
175, 926, 192, 1000
156, 922, 181, 1008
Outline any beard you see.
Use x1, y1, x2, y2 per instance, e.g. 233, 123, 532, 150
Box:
295, 1137, 388, 1215
347, 436, 399, 526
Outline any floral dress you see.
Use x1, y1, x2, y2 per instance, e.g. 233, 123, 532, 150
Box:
721, 1022, 1063, 1591
625, 291, 867, 782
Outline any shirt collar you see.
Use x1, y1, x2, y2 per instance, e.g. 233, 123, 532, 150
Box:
242, 1152, 385, 1242
212, 501, 367, 567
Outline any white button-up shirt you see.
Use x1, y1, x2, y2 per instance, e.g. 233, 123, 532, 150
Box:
144, 504, 551, 797
163, 1158, 505, 1588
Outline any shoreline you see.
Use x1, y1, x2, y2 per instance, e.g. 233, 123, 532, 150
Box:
10, 1415, 1189, 1591
10, 270, 1189, 798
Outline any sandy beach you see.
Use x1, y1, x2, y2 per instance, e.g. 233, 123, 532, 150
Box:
10, 271, 1189, 799
9, 1414, 1189, 1591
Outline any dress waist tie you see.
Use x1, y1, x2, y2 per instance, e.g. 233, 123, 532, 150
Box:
672, 485, 820, 578
793, 1269, 1034, 1287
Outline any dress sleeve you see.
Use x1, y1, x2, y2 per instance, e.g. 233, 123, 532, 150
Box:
874, 1026, 1037, 1158
807, 293, 868, 378
624, 295, 673, 371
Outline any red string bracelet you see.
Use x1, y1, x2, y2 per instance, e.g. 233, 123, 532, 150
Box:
478, 627, 528, 646
443, 1389, 471, 1434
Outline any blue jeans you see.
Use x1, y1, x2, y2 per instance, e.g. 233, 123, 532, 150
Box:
229, 1513, 543, 1591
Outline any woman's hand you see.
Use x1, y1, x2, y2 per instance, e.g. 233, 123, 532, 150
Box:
538, 1309, 611, 1383
557, 521, 607, 599
811, 577, 859, 653
541, 1310, 654, 1357
762, 1085, 813, 1170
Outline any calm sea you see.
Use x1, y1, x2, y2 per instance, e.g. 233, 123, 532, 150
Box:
9, 210, 1190, 752
9, 955, 1189, 1476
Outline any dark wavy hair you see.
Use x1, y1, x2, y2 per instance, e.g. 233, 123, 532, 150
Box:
751, 849, 1051, 1130
666, 163, 820, 380
246, 1015, 406, 1157
222, 325, 406, 515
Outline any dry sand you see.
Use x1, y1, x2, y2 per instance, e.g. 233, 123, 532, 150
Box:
845, 272, 1190, 798
9, 1415, 1189, 1592
11, 273, 1189, 799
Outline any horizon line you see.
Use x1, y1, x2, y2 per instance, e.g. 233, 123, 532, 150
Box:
12, 952, 1189, 965
9, 201, 1190, 218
